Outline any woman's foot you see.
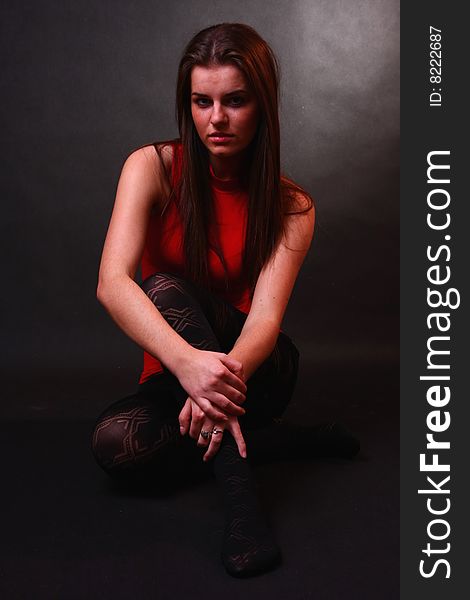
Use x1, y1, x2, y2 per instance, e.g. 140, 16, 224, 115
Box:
212, 433, 282, 577
221, 504, 282, 577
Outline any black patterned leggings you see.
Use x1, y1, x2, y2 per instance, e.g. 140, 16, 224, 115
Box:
91, 272, 299, 487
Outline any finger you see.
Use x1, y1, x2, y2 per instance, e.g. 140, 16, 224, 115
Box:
215, 379, 246, 406
189, 410, 205, 439
206, 391, 246, 417
178, 398, 192, 435
219, 366, 247, 396
197, 419, 213, 448
202, 427, 225, 462
211, 354, 247, 390
227, 419, 247, 458
194, 397, 230, 422
218, 354, 243, 375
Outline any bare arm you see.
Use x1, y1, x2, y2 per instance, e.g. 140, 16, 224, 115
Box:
228, 193, 315, 381
97, 146, 189, 374
97, 145, 246, 420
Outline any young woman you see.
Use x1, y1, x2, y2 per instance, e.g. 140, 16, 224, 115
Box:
92, 22, 359, 578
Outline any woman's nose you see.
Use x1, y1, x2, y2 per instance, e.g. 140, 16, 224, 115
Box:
210, 103, 228, 125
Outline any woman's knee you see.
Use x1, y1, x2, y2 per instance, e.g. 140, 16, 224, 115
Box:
275, 333, 300, 381
141, 272, 195, 313
140, 272, 222, 350
91, 404, 143, 474
91, 399, 181, 477
243, 334, 299, 424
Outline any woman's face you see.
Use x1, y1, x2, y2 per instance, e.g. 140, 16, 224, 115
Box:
190, 64, 260, 159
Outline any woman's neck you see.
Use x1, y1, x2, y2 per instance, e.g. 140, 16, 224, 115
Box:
209, 152, 249, 181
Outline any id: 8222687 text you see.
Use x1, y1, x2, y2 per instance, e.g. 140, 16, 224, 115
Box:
429, 26, 443, 108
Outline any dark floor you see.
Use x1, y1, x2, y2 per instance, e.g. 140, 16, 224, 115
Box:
1, 362, 399, 600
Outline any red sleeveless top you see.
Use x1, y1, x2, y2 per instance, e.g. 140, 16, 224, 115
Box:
138, 141, 252, 384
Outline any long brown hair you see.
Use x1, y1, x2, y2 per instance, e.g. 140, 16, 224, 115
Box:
159, 23, 313, 294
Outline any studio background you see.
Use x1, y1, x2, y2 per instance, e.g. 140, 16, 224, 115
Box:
2, 0, 399, 420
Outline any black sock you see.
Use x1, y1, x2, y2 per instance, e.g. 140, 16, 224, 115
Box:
211, 432, 281, 577
243, 420, 360, 465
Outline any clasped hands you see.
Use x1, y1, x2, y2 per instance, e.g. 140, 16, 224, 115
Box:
176, 349, 248, 462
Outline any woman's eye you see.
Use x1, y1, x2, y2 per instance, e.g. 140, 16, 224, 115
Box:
229, 96, 244, 106
194, 96, 245, 108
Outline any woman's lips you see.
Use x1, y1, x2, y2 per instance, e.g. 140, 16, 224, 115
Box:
209, 134, 234, 143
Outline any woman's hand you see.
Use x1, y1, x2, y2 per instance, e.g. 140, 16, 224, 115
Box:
178, 397, 247, 461
175, 348, 247, 421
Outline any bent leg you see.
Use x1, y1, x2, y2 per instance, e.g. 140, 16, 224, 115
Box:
239, 330, 300, 429
140, 272, 284, 575
91, 378, 212, 490
141, 271, 300, 427
141, 272, 224, 355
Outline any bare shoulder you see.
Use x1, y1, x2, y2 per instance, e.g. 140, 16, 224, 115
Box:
290, 189, 315, 214
279, 178, 315, 252
147, 141, 175, 176
155, 141, 175, 173
123, 142, 173, 180
120, 141, 176, 208
281, 176, 315, 215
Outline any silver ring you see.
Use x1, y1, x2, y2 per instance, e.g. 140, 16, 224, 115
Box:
211, 427, 223, 435
200, 429, 212, 439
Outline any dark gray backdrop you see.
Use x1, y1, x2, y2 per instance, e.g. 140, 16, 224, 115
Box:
1, 0, 399, 418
